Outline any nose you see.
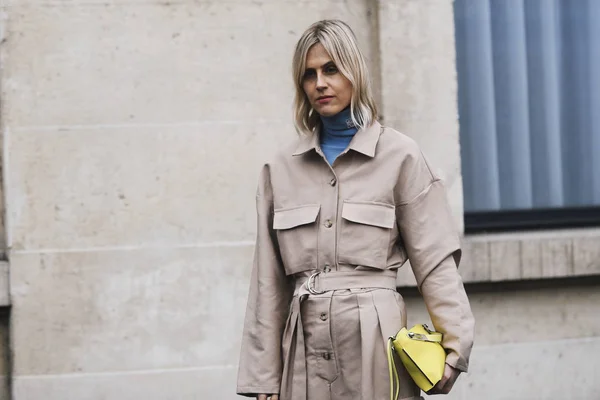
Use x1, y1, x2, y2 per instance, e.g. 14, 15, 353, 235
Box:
316, 72, 327, 91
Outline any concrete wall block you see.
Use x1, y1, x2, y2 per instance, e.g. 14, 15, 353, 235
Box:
406, 283, 600, 350
489, 240, 521, 281
540, 238, 573, 278
3, 2, 373, 128
0, 179, 5, 259
444, 337, 600, 400
405, 229, 600, 284
459, 240, 490, 282
7, 123, 290, 251
378, 0, 457, 122
13, 366, 238, 400
10, 245, 253, 375
467, 229, 600, 282
468, 284, 600, 346
519, 238, 543, 279
5, 0, 308, 4
572, 236, 600, 276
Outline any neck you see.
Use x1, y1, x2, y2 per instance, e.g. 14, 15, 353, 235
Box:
320, 107, 356, 134
318, 107, 357, 165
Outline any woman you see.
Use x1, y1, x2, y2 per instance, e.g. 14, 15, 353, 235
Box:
237, 20, 474, 400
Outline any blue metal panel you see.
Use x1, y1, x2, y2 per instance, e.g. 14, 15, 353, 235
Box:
525, 0, 564, 208
455, 0, 500, 211
490, 0, 533, 210
455, 0, 600, 212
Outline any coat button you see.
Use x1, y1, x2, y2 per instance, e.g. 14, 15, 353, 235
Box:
323, 264, 331, 273
324, 219, 333, 228
320, 312, 328, 321
329, 178, 337, 186
322, 352, 331, 360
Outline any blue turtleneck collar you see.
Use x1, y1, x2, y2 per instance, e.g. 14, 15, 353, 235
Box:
319, 107, 358, 165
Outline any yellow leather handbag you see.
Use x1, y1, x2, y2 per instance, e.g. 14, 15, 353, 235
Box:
387, 324, 446, 399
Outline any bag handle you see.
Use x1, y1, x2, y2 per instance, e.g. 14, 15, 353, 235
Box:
407, 331, 442, 343
387, 338, 400, 400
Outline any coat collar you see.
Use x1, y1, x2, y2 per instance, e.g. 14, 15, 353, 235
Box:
292, 120, 382, 158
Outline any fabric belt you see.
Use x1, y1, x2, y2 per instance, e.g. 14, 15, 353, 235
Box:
281, 269, 398, 400
293, 269, 398, 294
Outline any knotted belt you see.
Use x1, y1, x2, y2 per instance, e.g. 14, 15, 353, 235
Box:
280, 269, 398, 400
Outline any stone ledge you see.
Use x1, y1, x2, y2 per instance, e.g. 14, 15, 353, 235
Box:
397, 228, 600, 287
0, 262, 8, 307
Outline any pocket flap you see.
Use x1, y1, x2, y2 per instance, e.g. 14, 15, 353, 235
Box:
342, 201, 395, 229
273, 204, 321, 230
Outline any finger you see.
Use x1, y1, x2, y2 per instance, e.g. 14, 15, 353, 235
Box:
257, 395, 267, 400
441, 371, 460, 394
441, 379, 453, 394
271, 396, 279, 400
439, 374, 450, 388
429, 377, 447, 395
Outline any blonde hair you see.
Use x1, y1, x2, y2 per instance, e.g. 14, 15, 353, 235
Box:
292, 20, 378, 136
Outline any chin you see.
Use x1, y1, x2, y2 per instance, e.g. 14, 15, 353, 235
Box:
315, 105, 342, 117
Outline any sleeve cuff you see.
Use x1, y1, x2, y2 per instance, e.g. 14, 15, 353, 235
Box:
445, 351, 469, 373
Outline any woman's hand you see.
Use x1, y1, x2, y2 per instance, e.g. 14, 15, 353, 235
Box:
257, 395, 279, 400
428, 363, 461, 395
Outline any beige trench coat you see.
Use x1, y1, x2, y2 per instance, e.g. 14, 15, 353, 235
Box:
237, 121, 475, 400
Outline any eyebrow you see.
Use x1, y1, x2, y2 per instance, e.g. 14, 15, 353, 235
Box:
305, 61, 336, 71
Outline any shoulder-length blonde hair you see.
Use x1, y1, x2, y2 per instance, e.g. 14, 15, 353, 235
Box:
292, 20, 378, 136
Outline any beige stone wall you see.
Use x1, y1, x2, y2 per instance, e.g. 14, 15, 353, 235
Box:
0, 12, 6, 258
2, 0, 598, 399
378, 0, 463, 231
1, 0, 394, 398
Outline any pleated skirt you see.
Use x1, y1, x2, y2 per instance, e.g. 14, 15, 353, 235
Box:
281, 287, 423, 400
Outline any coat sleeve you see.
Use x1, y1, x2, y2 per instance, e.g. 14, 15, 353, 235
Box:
237, 164, 294, 396
394, 146, 475, 372
419, 255, 474, 372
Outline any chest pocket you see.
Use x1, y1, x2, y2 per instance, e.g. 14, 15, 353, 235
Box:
273, 204, 320, 275
338, 201, 395, 269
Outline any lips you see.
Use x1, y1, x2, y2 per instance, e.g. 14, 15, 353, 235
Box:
316, 96, 334, 104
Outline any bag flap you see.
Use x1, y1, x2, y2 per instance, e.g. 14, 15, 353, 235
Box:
341, 201, 395, 229
273, 204, 320, 230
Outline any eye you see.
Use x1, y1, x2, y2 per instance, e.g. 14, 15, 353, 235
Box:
324, 64, 338, 74
303, 69, 316, 80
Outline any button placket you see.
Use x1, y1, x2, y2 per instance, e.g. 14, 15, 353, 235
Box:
331, 171, 340, 272
316, 152, 339, 274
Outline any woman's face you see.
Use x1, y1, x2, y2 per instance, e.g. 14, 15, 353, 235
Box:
302, 43, 352, 117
